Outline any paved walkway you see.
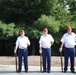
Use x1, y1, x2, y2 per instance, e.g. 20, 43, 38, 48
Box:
0, 65, 76, 75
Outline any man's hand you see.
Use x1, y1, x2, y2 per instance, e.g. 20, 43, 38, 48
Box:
39, 49, 42, 54
59, 47, 62, 52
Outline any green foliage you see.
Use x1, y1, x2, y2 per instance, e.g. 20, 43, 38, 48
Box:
34, 15, 60, 33
0, 0, 59, 23
26, 27, 42, 39
54, 6, 68, 20
0, 0, 76, 55
69, 1, 76, 14
0, 21, 16, 39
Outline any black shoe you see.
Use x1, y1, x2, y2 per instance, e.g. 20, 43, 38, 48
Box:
47, 71, 50, 73
17, 71, 21, 73
42, 71, 46, 73
25, 70, 28, 73
64, 70, 67, 73
71, 70, 75, 73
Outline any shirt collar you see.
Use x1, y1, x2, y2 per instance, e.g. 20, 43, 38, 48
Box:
67, 32, 73, 36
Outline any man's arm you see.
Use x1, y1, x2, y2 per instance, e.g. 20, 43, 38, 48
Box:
39, 43, 42, 50
27, 38, 31, 47
51, 41, 54, 46
59, 42, 64, 52
39, 43, 42, 54
14, 44, 18, 53
60, 42, 64, 48
27, 43, 30, 47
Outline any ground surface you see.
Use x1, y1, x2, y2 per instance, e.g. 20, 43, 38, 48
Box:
0, 65, 76, 75
0, 56, 76, 67
0, 56, 76, 75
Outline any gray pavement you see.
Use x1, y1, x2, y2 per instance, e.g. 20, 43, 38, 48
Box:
0, 65, 76, 75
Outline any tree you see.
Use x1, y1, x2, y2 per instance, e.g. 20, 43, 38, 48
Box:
0, 0, 58, 24
0, 21, 16, 39
0, 0, 76, 55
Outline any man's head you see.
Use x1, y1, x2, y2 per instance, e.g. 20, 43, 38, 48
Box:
43, 28, 48, 35
67, 26, 72, 34
20, 30, 25, 37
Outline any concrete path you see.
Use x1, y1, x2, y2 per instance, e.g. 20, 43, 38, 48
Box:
0, 65, 76, 75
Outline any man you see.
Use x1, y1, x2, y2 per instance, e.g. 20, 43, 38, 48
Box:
39, 28, 54, 73
59, 26, 76, 73
14, 30, 30, 72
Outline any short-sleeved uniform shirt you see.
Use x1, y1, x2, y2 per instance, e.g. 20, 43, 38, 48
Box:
16, 36, 30, 49
39, 34, 54, 48
61, 32, 76, 48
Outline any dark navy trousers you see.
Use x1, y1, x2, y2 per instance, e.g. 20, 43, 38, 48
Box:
18, 48, 28, 72
64, 47, 75, 71
42, 48, 51, 72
